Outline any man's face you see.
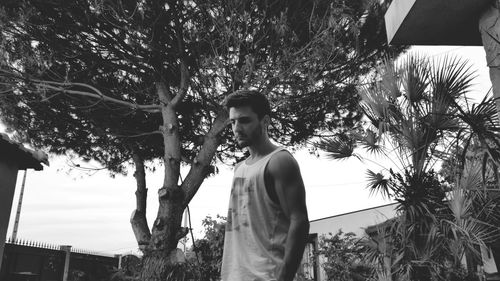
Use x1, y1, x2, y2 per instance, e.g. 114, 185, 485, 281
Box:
229, 106, 267, 148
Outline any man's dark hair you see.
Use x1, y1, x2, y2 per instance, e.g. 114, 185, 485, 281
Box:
224, 90, 271, 119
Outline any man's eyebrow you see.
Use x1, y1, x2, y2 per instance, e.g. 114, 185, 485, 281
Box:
229, 116, 250, 120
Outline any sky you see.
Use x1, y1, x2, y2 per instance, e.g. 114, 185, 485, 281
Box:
3, 45, 492, 256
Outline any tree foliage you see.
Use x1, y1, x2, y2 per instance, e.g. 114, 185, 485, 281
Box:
187, 215, 226, 281
0, 0, 403, 170
317, 230, 374, 281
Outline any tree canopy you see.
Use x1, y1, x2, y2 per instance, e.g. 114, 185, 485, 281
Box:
0, 0, 403, 172
0, 0, 405, 278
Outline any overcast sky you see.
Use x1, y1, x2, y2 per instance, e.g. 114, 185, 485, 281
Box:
3, 46, 491, 256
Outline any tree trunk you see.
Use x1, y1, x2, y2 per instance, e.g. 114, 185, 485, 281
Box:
130, 150, 151, 251
139, 248, 190, 281
140, 200, 189, 280
141, 253, 172, 280
137, 81, 190, 279
137, 67, 228, 277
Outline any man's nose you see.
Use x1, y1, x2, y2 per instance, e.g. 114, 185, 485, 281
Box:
232, 121, 242, 132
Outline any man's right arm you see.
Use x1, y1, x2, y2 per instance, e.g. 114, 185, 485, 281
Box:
266, 151, 309, 281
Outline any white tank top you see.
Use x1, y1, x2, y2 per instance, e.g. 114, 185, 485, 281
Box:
221, 148, 290, 281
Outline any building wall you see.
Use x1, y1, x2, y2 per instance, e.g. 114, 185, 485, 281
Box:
309, 203, 397, 238
0, 159, 20, 269
307, 203, 500, 281
305, 204, 397, 281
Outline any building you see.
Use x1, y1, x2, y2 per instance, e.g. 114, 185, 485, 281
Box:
309, 203, 397, 238
0, 133, 48, 269
301, 203, 397, 281
384, 0, 500, 114
302, 203, 500, 281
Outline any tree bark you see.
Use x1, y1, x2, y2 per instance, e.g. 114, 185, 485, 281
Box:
137, 82, 190, 279
139, 249, 189, 280
130, 150, 151, 251
182, 108, 228, 205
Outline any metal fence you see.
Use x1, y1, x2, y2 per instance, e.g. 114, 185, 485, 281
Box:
1, 237, 119, 281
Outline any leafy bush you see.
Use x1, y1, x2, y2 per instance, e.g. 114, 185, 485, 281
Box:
186, 215, 226, 281
316, 230, 374, 281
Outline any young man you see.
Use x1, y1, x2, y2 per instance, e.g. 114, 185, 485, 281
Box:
221, 90, 310, 281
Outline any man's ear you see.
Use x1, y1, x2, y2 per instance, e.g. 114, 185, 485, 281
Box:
263, 115, 270, 127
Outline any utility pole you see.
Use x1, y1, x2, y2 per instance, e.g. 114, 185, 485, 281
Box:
11, 170, 27, 242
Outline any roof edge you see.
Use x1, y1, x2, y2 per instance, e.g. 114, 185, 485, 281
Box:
309, 202, 397, 223
0, 133, 49, 170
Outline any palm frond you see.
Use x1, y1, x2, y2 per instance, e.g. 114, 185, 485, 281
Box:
459, 93, 500, 137
400, 54, 429, 105
459, 161, 483, 190
379, 58, 402, 100
464, 95, 500, 173
360, 129, 386, 156
359, 85, 391, 126
424, 89, 461, 133
316, 134, 357, 160
430, 55, 476, 101
365, 169, 391, 198
447, 186, 471, 225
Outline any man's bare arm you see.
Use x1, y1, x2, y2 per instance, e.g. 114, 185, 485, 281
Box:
267, 151, 309, 281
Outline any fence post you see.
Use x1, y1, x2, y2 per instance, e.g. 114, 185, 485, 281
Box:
115, 254, 122, 269
60, 245, 72, 281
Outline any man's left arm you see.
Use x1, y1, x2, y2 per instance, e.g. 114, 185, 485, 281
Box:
267, 151, 310, 281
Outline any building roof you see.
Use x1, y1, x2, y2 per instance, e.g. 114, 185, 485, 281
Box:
385, 0, 491, 45
309, 203, 397, 223
0, 133, 49, 171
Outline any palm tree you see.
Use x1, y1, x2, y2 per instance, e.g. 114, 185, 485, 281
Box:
318, 54, 500, 281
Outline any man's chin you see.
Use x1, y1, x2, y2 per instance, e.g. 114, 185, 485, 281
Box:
236, 140, 250, 148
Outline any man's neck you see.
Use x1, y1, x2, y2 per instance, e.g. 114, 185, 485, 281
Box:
247, 138, 278, 160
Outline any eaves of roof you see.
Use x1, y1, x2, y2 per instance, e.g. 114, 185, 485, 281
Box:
0, 133, 49, 171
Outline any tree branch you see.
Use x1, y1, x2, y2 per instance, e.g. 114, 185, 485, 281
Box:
171, 61, 189, 107
40, 83, 161, 112
0, 70, 162, 112
171, 4, 189, 108
181, 108, 229, 206
156, 81, 172, 105
114, 130, 162, 138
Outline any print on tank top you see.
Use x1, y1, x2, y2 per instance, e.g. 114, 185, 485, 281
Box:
226, 176, 253, 232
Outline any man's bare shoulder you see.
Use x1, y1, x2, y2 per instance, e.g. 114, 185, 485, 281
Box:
267, 150, 300, 176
